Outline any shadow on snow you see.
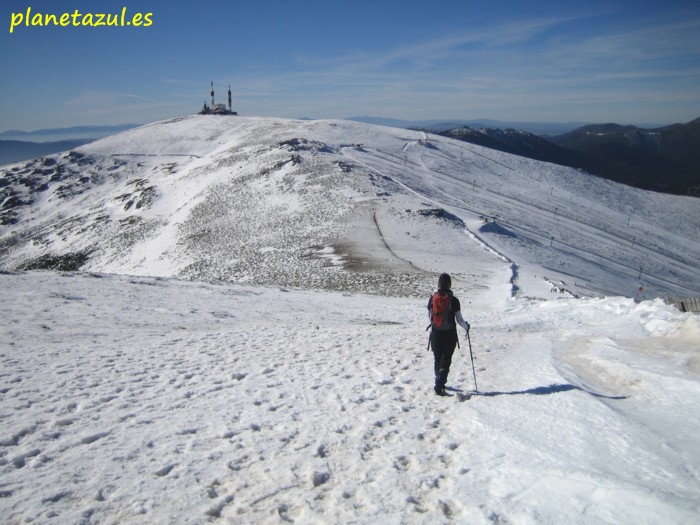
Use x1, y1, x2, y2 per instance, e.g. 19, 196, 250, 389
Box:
450, 383, 628, 400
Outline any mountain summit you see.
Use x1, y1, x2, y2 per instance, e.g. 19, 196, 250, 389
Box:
1, 115, 699, 300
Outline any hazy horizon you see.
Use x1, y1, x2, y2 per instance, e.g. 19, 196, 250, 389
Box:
2, 0, 699, 132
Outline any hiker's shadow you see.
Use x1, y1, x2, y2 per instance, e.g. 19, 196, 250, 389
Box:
452, 383, 627, 400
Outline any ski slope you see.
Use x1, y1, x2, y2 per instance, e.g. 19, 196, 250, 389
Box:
1, 116, 700, 523
1, 115, 698, 300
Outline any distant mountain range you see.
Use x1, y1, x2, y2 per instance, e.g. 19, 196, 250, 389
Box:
0, 124, 140, 140
434, 118, 700, 197
0, 139, 95, 166
0, 124, 141, 165
348, 117, 589, 136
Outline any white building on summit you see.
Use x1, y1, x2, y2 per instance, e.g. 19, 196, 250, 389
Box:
199, 81, 237, 115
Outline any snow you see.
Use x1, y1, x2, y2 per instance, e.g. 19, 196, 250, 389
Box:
2, 115, 698, 299
1, 115, 700, 523
2, 271, 699, 523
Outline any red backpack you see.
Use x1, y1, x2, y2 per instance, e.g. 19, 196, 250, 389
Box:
430, 291, 453, 330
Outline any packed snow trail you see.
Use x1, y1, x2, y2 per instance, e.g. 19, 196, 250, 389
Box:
2, 271, 699, 524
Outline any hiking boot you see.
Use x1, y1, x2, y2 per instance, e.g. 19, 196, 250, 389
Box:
434, 386, 447, 396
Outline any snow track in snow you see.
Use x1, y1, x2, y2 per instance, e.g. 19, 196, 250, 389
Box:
1, 271, 699, 523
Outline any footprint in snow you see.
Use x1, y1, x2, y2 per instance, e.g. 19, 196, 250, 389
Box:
154, 464, 177, 477
80, 432, 110, 445
11, 449, 41, 468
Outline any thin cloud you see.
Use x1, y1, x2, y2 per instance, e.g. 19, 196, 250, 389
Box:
293, 15, 576, 74
65, 91, 152, 108
57, 91, 176, 125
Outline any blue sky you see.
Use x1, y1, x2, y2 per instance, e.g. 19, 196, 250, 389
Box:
1, 0, 699, 131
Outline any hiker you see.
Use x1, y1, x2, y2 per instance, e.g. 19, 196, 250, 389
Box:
427, 273, 470, 396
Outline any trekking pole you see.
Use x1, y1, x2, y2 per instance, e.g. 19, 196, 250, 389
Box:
466, 330, 478, 395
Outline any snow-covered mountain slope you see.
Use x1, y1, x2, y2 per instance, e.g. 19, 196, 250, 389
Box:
2, 116, 700, 523
1, 115, 698, 300
1, 271, 699, 524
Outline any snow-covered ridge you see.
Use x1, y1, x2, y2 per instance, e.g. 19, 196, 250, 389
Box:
2, 115, 700, 523
1, 114, 699, 300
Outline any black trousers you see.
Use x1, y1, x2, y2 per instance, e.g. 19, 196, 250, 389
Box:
431, 329, 458, 389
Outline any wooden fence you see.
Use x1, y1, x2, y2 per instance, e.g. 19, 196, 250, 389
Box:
665, 297, 700, 314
